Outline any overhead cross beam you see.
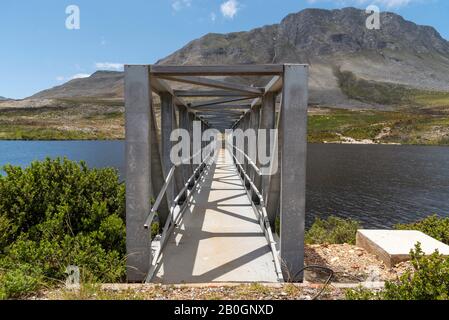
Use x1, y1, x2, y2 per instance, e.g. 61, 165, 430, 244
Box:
197, 115, 241, 119
190, 97, 254, 108
195, 110, 244, 115
151, 65, 284, 76
174, 90, 261, 98
231, 75, 284, 128
194, 104, 251, 111
157, 75, 264, 95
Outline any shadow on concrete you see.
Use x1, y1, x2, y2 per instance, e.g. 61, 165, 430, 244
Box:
152, 148, 278, 283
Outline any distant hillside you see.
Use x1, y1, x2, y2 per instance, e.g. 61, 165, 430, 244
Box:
30, 71, 124, 100
0, 96, 9, 101
27, 7, 449, 108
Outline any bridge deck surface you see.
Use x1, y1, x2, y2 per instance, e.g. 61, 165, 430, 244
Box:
152, 148, 278, 283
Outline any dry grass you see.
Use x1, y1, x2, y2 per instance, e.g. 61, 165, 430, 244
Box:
33, 244, 413, 301
39, 283, 345, 301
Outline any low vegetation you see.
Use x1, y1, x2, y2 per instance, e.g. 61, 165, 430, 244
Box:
277, 215, 359, 245
0, 158, 126, 299
0, 100, 124, 140
309, 68, 449, 145
305, 216, 360, 245
335, 68, 449, 107
308, 107, 449, 145
346, 215, 449, 300
346, 243, 449, 300
2, 90, 449, 145
395, 215, 449, 245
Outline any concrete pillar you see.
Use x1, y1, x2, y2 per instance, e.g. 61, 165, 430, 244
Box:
124, 65, 152, 282
279, 64, 308, 282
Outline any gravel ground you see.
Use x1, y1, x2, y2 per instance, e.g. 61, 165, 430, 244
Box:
35, 244, 414, 301
305, 244, 413, 283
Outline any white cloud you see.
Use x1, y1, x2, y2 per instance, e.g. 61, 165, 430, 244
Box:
210, 12, 217, 22
306, 0, 427, 8
172, 0, 192, 11
220, 0, 240, 19
56, 73, 91, 82
56, 62, 122, 83
71, 73, 91, 80
95, 62, 124, 71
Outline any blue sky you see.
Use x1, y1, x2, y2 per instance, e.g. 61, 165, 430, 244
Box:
1, 0, 448, 99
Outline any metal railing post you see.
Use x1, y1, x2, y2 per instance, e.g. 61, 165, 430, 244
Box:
161, 92, 175, 213
260, 92, 277, 225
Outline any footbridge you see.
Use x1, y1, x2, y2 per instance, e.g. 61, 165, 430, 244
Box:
125, 64, 308, 283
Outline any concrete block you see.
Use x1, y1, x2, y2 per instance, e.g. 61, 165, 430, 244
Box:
356, 230, 449, 268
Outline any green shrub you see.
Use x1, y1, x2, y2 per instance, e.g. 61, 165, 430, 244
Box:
344, 286, 380, 300
305, 216, 360, 245
0, 158, 126, 299
0, 264, 44, 299
346, 243, 449, 300
396, 215, 449, 245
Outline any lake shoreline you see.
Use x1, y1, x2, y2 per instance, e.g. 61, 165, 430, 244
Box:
1, 138, 449, 147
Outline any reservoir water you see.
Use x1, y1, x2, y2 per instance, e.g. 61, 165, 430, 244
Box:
1, 141, 448, 228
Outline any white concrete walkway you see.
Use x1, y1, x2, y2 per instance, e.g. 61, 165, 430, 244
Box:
152, 148, 279, 283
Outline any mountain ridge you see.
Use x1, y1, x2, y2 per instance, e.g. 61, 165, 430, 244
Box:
21, 7, 449, 108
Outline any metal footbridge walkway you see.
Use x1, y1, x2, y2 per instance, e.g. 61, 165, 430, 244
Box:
151, 147, 281, 283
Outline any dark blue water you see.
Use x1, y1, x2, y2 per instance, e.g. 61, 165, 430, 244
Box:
0, 141, 125, 178
306, 144, 449, 228
1, 141, 448, 228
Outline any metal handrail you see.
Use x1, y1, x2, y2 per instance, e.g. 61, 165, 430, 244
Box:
143, 142, 214, 229
229, 143, 261, 176
145, 148, 215, 283
144, 165, 176, 229
226, 142, 283, 281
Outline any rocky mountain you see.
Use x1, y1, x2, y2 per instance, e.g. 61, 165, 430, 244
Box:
0, 96, 9, 101
27, 7, 449, 107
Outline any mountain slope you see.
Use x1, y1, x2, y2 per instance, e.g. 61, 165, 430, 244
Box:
159, 7, 449, 106
27, 7, 449, 108
30, 71, 124, 100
